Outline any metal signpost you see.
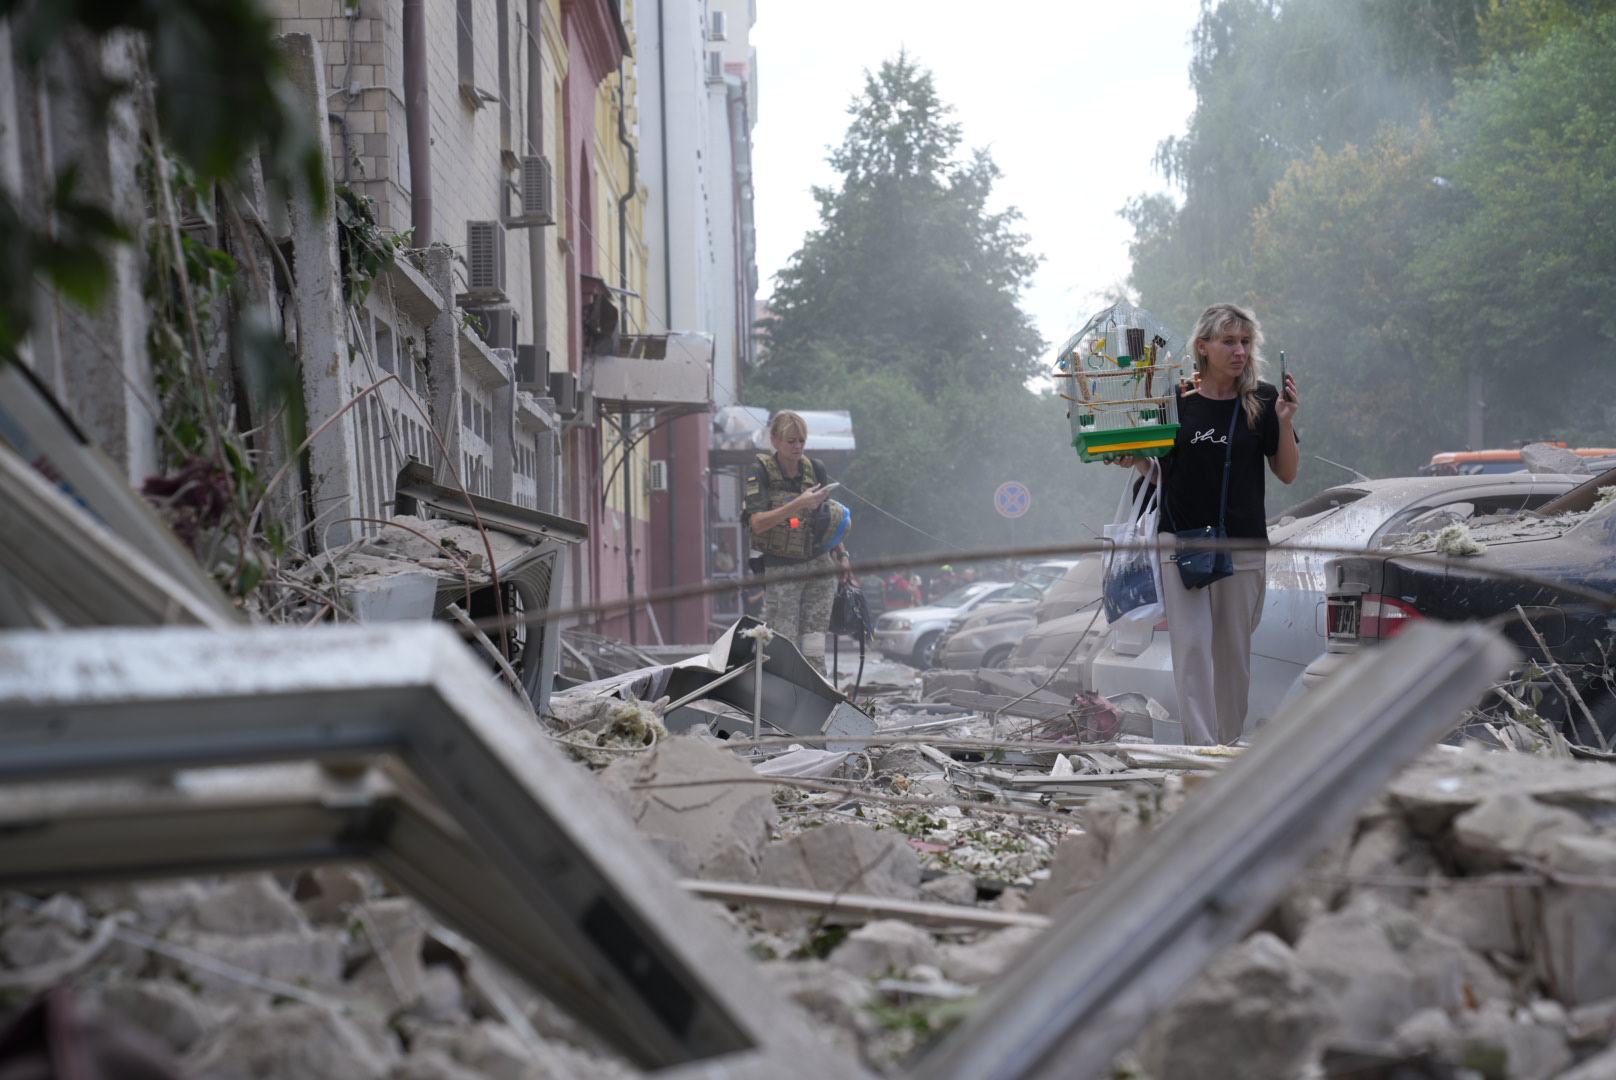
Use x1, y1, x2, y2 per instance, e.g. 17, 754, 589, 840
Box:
995, 481, 1030, 553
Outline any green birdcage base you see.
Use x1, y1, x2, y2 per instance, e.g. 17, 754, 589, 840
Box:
1072, 423, 1180, 463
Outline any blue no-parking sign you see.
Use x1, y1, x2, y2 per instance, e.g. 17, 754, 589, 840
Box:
994, 481, 1031, 519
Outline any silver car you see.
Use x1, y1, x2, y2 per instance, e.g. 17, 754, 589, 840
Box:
1010, 472, 1583, 732
936, 558, 1094, 669
873, 581, 1013, 668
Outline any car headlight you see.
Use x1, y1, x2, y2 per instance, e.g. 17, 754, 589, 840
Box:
889, 618, 911, 631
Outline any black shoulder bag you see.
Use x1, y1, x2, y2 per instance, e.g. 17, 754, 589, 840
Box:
1169, 401, 1241, 590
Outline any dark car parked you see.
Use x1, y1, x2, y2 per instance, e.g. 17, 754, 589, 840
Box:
1308, 467, 1616, 744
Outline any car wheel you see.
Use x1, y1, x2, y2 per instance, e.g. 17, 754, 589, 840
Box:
914, 631, 942, 670
982, 645, 1014, 669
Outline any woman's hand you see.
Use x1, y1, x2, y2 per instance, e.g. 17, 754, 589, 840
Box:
793, 484, 833, 510
1110, 455, 1155, 476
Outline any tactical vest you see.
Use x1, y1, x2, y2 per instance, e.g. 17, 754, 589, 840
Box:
749, 453, 851, 560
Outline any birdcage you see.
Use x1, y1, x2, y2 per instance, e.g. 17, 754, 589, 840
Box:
1054, 301, 1191, 462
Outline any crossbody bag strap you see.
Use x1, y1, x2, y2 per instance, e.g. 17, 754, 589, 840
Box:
1215, 399, 1241, 528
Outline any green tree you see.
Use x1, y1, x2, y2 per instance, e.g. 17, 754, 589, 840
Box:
754, 55, 1110, 559
1127, 0, 1489, 330
1246, 119, 1462, 480
1413, 12, 1616, 443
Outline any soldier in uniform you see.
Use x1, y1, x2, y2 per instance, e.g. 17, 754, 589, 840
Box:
743, 411, 852, 673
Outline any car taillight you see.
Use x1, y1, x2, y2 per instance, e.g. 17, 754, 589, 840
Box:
1360, 595, 1424, 639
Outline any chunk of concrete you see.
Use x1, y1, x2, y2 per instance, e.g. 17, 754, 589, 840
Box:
185, 873, 309, 936
294, 865, 374, 925
759, 960, 878, 1038
1293, 900, 1419, 1044
918, 873, 978, 907
756, 823, 920, 930
1555, 1043, 1616, 1080
1455, 1000, 1573, 1080
598, 736, 777, 882
938, 926, 1043, 986
90, 979, 224, 1053
1537, 835, 1616, 1005
1027, 786, 1177, 914
347, 897, 428, 1006
1520, 442, 1589, 475
828, 920, 941, 980
1340, 816, 1440, 908
1415, 884, 1537, 960
1133, 932, 1330, 1080
183, 1003, 393, 1080
1451, 793, 1592, 869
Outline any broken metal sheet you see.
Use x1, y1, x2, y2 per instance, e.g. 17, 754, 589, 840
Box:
314, 513, 566, 711
0, 443, 236, 630
0, 365, 238, 627
562, 616, 878, 749
0, 624, 865, 1078
393, 459, 587, 545
911, 621, 1518, 1080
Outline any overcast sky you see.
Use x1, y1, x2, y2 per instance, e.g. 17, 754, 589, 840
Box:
749, 0, 1203, 366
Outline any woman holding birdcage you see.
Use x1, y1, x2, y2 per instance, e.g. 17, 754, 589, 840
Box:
1118, 303, 1299, 745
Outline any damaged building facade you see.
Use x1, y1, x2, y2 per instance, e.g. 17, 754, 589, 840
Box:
0, 0, 762, 645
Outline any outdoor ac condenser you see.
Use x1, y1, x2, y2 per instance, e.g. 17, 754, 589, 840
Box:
465, 220, 507, 299
648, 459, 669, 493
506, 156, 554, 228
466, 305, 519, 352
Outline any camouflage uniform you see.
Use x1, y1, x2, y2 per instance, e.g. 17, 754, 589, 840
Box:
744, 453, 839, 673
763, 552, 837, 673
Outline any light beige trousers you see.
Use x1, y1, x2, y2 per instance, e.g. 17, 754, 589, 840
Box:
1159, 545, 1267, 746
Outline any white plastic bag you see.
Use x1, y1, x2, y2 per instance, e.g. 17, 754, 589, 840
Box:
1101, 461, 1165, 627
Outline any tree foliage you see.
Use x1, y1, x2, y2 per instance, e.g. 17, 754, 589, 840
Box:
754, 55, 1108, 559
1126, 0, 1616, 482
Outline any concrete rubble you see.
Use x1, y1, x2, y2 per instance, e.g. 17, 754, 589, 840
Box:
5, 639, 1616, 1079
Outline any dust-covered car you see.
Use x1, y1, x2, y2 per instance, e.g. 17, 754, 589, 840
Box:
872, 581, 1014, 668
1010, 471, 1586, 732
1306, 467, 1616, 745
935, 559, 1084, 669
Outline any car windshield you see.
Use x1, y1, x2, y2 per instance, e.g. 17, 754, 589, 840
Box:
934, 584, 993, 608
999, 581, 1044, 602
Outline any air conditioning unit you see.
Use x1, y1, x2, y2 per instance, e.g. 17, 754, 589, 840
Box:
706, 50, 724, 81
465, 305, 519, 351
546, 370, 579, 416
515, 344, 547, 390
648, 459, 669, 493
464, 220, 507, 300
710, 10, 727, 40
505, 155, 554, 228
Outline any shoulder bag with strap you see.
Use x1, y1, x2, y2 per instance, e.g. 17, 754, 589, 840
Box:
1167, 400, 1241, 590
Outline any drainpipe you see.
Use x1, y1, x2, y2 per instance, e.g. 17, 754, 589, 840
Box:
402, 0, 432, 246
655, 0, 679, 640
616, 62, 641, 642
526, 0, 549, 376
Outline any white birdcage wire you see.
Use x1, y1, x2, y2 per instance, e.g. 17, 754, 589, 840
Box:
1054, 302, 1191, 456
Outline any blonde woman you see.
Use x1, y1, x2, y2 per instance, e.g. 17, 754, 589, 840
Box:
1120, 303, 1299, 744
742, 411, 852, 672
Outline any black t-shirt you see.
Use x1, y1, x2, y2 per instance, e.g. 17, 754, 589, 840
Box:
1158, 382, 1287, 540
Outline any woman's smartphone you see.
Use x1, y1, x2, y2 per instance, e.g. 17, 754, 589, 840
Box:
1280, 351, 1290, 401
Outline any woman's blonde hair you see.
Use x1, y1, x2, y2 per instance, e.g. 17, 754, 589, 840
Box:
1190, 302, 1266, 429
769, 410, 808, 442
